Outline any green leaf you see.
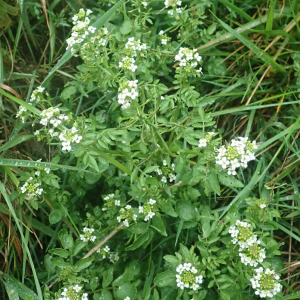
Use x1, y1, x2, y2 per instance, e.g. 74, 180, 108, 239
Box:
153, 289, 160, 300
100, 290, 113, 300
61, 85, 77, 100
159, 201, 177, 217
0, 0, 19, 30
44, 255, 56, 273
58, 229, 74, 250
115, 282, 136, 299
102, 266, 114, 288
150, 215, 167, 236
207, 23, 217, 35
97, 156, 110, 173
127, 222, 149, 235
74, 257, 94, 272
51, 257, 70, 268
48, 248, 69, 258
72, 240, 86, 256
49, 209, 63, 225
154, 270, 175, 287
176, 201, 195, 221
3, 279, 20, 300
187, 188, 201, 200
163, 255, 179, 265
3, 274, 38, 300
208, 171, 220, 195
120, 19, 133, 35
144, 165, 159, 173
220, 291, 231, 300
126, 232, 149, 251
218, 173, 244, 188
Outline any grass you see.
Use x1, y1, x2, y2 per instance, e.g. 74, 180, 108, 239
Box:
1, 0, 300, 299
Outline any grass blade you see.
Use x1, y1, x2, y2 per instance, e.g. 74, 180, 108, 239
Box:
0, 88, 41, 115
213, 14, 286, 73
0, 183, 43, 299
0, 134, 34, 152
0, 157, 95, 174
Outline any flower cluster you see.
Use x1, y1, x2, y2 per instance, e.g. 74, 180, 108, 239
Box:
16, 86, 47, 122
155, 160, 176, 183
80, 227, 96, 242
229, 220, 281, 298
119, 37, 147, 73
117, 205, 137, 227
198, 132, 215, 148
216, 137, 257, 176
80, 27, 108, 64
56, 285, 88, 300
96, 245, 119, 263
40, 107, 68, 127
159, 30, 169, 45
250, 267, 282, 298
20, 177, 43, 199
139, 199, 156, 221
30, 86, 46, 103
176, 263, 203, 291
124, 37, 147, 58
36, 106, 82, 152
255, 198, 268, 209
66, 8, 96, 54
117, 80, 139, 109
164, 0, 183, 15
59, 127, 83, 151
229, 221, 266, 266
175, 47, 202, 73
16, 106, 29, 123
102, 193, 121, 211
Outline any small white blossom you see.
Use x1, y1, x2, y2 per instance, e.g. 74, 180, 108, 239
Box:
198, 139, 207, 148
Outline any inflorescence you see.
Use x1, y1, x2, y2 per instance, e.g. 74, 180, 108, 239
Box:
66, 9, 95, 54
215, 137, 257, 176
56, 285, 88, 300
175, 47, 202, 73
229, 220, 281, 298
176, 263, 203, 291
118, 80, 139, 109
164, 0, 183, 15
139, 198, 156, 221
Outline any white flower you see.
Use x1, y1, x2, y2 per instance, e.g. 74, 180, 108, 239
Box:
198, 139, 207, 148
50, 119, 62, 127
73, 134, 83, 143
62, 141, 72, 152
73, 285, 82, 292
40, 118, 48, 126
